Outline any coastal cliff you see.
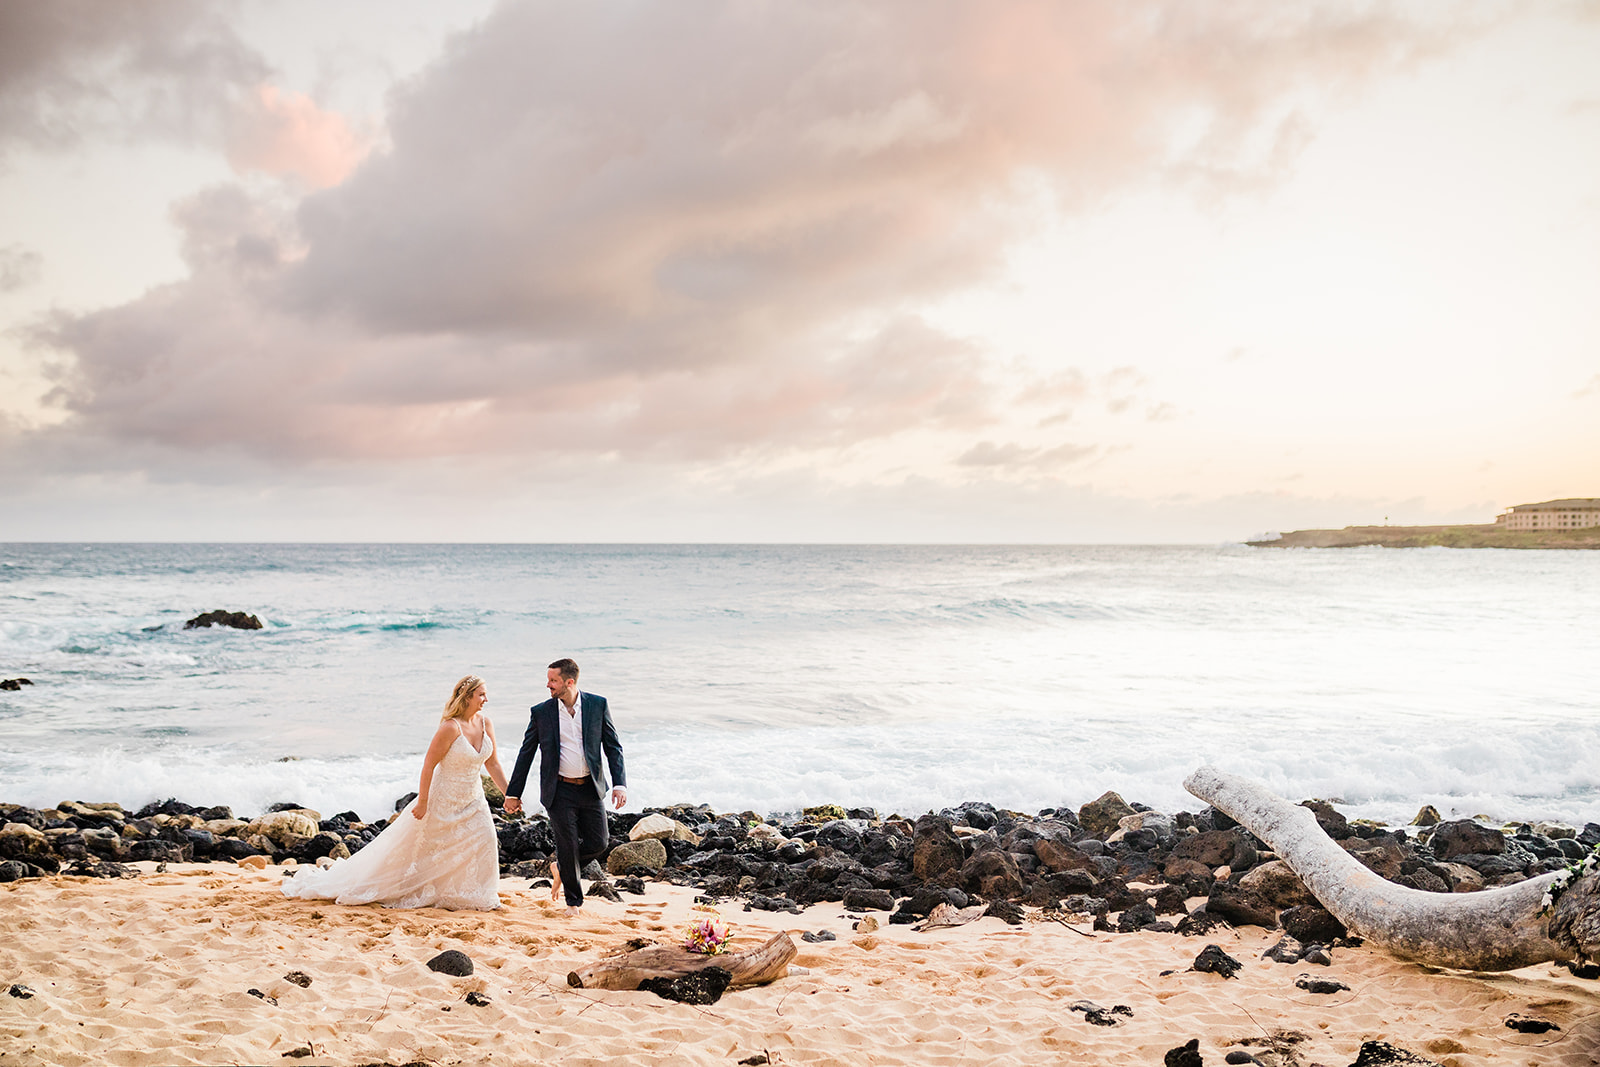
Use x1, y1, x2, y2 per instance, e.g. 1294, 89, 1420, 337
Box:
1248, 524, 1600, 549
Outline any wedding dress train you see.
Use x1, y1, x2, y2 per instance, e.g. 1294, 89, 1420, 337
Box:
281, 730, 500, 910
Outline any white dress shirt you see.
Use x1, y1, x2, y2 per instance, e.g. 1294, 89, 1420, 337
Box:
557, 693, 588, 779
555, 690, 628, 805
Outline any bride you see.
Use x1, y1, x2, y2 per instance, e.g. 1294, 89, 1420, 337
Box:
282, 675, 509, 910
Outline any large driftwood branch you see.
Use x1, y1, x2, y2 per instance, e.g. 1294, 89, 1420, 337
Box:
1185, 766, 1600, 971
568, 931, 798, 991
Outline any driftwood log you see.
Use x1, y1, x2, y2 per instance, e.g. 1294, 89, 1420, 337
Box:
1185, 766, 1600, 971
568, 931, 798, 990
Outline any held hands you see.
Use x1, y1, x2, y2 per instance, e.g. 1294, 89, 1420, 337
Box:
503, 796, 522, 815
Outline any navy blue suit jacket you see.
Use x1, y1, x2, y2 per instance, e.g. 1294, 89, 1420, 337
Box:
506, 693, 626, 811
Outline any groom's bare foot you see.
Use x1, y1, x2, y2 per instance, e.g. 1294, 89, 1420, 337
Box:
549, 860, 561, 903
563, 905, 580, 918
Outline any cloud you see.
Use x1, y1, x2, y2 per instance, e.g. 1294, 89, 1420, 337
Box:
0, 244, 42, 291
225, 85, 372, 189
0, 0, 267, 158
955, 440, 1096, 470
18, 1, 1471, 475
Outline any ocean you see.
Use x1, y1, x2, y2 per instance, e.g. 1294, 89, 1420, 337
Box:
1, 543, 1596, 829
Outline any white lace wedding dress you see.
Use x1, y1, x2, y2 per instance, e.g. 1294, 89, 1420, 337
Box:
282, 729, 501, 910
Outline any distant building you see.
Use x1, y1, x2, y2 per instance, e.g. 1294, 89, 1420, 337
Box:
1495, 498, 1600, 531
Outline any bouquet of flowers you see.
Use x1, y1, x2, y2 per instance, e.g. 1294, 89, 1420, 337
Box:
683, 906, 731, 955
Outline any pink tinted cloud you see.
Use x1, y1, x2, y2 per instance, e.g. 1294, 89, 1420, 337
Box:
22, 2, 1480, 470
226, 84, 370, 188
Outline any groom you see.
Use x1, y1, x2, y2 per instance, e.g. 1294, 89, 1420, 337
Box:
503, 658, 627, 915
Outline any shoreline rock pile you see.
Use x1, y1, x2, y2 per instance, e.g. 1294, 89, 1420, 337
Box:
5, 788, 1596, 941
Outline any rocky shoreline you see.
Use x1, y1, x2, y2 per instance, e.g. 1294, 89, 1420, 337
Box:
4, 788, 1597, 953
1247, 524, 1600, 549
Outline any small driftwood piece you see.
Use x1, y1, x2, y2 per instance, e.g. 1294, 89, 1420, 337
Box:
567, 931, 798, 991
915, 902, 986, 931
1185, 766, 1600, 971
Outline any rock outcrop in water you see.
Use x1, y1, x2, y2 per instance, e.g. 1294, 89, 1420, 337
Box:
183, 610, 263, 630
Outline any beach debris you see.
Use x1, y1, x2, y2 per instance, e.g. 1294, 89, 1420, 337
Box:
1503, 1013, 1560, 1034
737, 1055, 770, 1066
1067, 1000, 1133, 1026
639, 966, 732, 1005
283, 971, 312, 988
1192, 944, 1242, 978
0, 678, 32, 691
184, 610, 263, 630
914, 902, 986, 931
800, 930, 836, 943
1293, 973, 1349, 995
464, 991, 491, 1007
8, 984, 35, 999
1185, 766, 1600, 971
426, 950, 473, 976
246, 988, 277, 1005
570, 930, 796, 993
1346, 1039, 1443, 1066
605, 937, 661, 957
1163, 1038, 1204, 1067
281, 1047, 313, 1059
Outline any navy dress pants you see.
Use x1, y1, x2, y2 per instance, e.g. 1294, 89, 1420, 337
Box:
550, 778, 608, 907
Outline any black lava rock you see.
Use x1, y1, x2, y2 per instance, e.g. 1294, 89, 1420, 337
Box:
1504, 1014, 1559, 1034
1429, 820, 1505, 861
426, 950, 473, 976
184, 610, 263, 630
1347, 1039, 1443, 1066
1193, 944, 1242, 978
1206, 883, 1277, 929
1280, 905, 1346, 944
465, 991, 491, 1007
1164, 1038, 1204, 1067
1294, 974, 1349, 995
639, 966, 732, 1005
842, 887, 895, 911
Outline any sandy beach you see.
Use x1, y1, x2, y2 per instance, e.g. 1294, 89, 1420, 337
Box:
2, 862, 1596, 1066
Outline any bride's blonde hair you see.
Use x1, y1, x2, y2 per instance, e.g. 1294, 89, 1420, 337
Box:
442, 675, 485, 721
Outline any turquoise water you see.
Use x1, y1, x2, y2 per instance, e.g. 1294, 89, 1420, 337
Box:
1, 542, 1596, 826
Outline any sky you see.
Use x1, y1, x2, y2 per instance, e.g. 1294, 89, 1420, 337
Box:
0, 0, 1596, 543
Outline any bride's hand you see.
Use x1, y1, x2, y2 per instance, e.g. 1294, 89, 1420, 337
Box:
412, 798, 428, 820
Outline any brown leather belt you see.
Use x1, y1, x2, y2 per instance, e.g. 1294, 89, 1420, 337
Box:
559, 775, 590, 784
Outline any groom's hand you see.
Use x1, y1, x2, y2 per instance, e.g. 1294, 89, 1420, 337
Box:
503, 796, 522, 815
610, 787, 627, 810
